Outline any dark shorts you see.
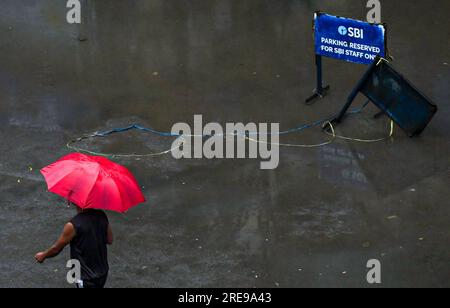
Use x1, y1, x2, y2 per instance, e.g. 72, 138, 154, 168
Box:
76, 275, 108, 289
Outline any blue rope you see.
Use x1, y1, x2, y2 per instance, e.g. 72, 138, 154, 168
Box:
94, 124, 180, 137
92, 101, 370, 138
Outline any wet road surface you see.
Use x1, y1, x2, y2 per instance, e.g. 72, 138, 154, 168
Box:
0, 0, 449, 287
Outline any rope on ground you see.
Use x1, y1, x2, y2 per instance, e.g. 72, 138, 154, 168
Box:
65, 101, 394, 157
245, 121, 336, 148
67, 135, 186, 158
323, 120, 394, 143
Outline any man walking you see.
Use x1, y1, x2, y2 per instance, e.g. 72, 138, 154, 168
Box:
35, 202, 113, 288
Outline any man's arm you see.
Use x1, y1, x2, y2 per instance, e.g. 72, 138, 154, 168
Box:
35, 222, 76, 263
107, 224, 113, 245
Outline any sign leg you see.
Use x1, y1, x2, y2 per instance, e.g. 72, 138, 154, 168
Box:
305, 55, 330, 104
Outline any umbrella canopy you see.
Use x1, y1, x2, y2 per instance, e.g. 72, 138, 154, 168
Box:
41, 153, 146, 213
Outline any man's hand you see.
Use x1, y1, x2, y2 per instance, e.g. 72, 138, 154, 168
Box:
35, 223, 76, 264
35, 252, 47, 263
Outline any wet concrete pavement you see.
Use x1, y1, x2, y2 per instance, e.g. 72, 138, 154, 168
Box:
0, 0, 449, 287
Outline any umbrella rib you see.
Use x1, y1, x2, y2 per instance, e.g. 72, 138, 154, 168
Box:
44, 165, 86, 195
111, 177, 125, 213
84, 165, 102, 208
45, 170, 72, 191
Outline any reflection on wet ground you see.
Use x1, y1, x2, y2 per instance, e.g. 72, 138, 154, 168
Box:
0, 0, 449, 287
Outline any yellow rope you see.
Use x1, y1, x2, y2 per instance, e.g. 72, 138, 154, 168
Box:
245, 121, 337, 148
324, 120, 394, 143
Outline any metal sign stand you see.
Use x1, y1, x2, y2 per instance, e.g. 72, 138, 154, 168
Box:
332, 58, 379, 123
306, 12, 388, 105
305, 55, 330, 105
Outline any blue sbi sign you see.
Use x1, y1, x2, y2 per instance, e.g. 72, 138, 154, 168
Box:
314, 13, 386, 65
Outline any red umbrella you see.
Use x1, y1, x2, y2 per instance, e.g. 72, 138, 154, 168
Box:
40, 153, 146, 213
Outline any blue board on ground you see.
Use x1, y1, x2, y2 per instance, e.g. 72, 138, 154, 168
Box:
360, 59, 438, 136
334, 57, 438, 136
314, 12, 386, 65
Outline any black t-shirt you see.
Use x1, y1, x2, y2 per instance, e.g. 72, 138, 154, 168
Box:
70, 210, 109, 280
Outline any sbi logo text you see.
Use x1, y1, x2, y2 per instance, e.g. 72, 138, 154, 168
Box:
338, 26, 364, 39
